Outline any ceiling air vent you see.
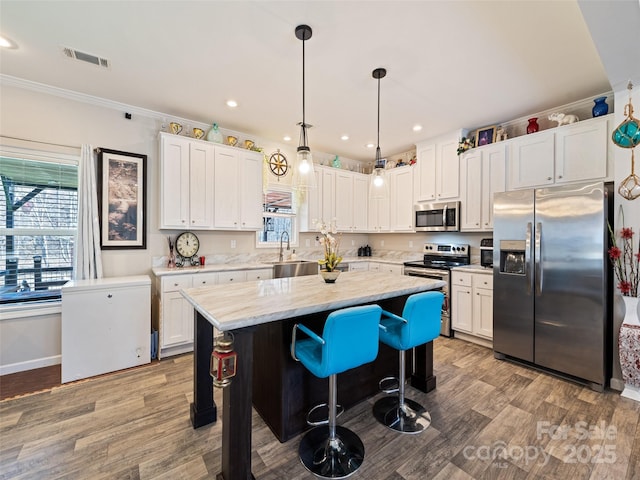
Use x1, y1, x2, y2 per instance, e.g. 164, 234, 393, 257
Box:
62, 47, 110, 69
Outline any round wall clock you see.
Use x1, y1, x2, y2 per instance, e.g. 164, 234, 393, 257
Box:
268, 151, 289, 177
176, 231, 200, 263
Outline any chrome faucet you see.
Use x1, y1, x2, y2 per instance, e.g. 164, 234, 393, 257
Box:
279, 231, 290, 262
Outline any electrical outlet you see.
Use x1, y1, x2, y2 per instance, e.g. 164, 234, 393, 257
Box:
231, 240, 237, 249
305, 239, 311, 247
409, 240, 413, 248
380, 240, 385, 247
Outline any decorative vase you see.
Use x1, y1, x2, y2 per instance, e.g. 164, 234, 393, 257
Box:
320, 270, 340, 284
592, 96, 609, 117
526, 118, 539, 134
619, 296, 640, 401
206, 123, 223, 143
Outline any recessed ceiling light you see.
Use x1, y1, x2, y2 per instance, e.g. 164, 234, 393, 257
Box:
0, 35, 18, 49
226, 100, 238, 108
365, 143, 375, 148
413, 124, 423, 132
341, 135, 349, 141
283, 135, 292, 142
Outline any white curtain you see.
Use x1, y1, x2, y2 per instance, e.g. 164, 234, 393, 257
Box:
74, 144, 103, 279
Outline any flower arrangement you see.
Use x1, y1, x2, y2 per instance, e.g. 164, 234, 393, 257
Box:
608, 210, 640, 297
315, 219, 342, 272
457, 136, 475, 155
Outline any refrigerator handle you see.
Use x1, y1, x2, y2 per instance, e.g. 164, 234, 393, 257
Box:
535, 222, 542, 296
526, 222, 532, 295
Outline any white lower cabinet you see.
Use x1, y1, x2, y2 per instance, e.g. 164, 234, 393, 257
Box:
155, 268, 272, 358
451, 270, 493, 342
369, 262, 403, 275
348, 262, 369, 272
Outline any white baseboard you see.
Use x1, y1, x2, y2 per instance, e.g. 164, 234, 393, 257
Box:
621, 384, 640, 402
0, 355, 61, 376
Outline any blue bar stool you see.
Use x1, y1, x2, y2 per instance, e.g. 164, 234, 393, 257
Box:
291, 304, 382, 479
373, 291, 444, 434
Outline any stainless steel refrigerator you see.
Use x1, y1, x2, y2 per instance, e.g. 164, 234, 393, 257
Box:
492, 181, 612, 391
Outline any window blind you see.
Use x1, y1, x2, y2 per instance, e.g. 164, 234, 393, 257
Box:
0, 153, 79, 304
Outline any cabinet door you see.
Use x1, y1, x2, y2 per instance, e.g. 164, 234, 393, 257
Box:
239, 151, 263, 229
451, 284, 473, 333
352, 175, 369, 232
555, 117, 607, 184
320, 168, 336, 223
218, 271, 248, 284
481, 145, 506, 230
348, 262, 369, 272
162, 291, 193, 347
160, 135, 191, 228
509, 132, 555, 189
460, 151, 482, 230
436, 139, 460, 199
189, 142, 215, 228
335, 171, 354, 230
473, 286, 493, 339
415, 144, 436, 201
213, 147, 240, 228
368, 197, 390, 232
390, 168, 414, 231
304, 168, 324, 230
246, 269, 272, 281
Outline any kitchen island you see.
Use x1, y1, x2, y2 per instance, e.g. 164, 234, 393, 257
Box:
181, 270, 445, 480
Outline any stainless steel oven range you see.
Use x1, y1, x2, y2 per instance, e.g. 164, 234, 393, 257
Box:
403, 242, 470, 337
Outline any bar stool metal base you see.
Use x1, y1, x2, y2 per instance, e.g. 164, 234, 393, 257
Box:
298, 425, 365, 478
372, 395, 431, 434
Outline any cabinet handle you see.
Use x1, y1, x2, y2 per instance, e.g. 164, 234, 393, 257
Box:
547, 177, 552, 180
174, 283, 179, 287
192, 220, 195, 223
229, 278, 234, 281
107, 294, 113, 298
182, 220, 186, 223
558, 175, 563, 179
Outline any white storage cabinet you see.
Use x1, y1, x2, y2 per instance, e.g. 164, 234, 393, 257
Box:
61, 275, 151, 383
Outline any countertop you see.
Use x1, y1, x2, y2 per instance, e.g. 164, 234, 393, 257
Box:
152, 255, 410, 277
451, 265, 493, 274
181, 270, 445, 331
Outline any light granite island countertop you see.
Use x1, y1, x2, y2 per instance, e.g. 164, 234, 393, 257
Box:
181, 271, 445, 480
181, 270, 445, 330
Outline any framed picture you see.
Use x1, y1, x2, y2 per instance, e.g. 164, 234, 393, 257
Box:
475, 125, 497, 147
97, 148, 147, 249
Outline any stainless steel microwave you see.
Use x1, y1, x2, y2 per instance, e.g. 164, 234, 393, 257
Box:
414, 201, 460, 232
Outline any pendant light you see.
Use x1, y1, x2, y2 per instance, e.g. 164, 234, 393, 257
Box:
292, 24, 316, 190
370, 67, 388, 199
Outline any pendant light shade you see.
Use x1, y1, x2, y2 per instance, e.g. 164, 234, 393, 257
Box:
292, 24, 316, 190
370, 67, 388, 199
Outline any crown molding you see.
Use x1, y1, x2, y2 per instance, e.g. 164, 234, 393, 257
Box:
0, 74, 212, 129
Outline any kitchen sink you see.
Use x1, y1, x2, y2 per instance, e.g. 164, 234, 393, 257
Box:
271, 260, 319, 279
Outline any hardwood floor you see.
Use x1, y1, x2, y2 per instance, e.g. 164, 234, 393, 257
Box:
1, 337, 639, 479
0, 365, 61, 401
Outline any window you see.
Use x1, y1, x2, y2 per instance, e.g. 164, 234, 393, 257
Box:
256, 188, 297, 248
0, 148, 78, 304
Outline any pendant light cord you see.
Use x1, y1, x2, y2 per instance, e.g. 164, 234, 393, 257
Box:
376, 76, 380, 150
302, 36, 306, 127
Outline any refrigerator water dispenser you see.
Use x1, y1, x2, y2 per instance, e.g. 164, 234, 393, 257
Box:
499, 240, 525, 275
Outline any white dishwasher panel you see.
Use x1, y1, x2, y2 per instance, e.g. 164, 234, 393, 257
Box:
62, 275, 151, 383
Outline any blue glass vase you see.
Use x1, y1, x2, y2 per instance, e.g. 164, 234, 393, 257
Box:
592, 96, 608, 117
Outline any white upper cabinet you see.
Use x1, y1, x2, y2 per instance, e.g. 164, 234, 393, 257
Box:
508, 115, 610, 190
414, 131, 464, 202
213, 145, 263, 230
460, 143, 506, 231
335, 170, 369, 232
368, 195, 390, 232
389, 167, 414, 232
160, 133, 214, 229
554, 116, 608, 184
508, 131, 555, 189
